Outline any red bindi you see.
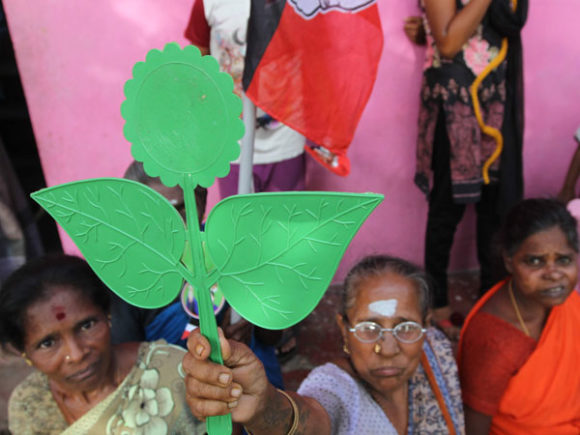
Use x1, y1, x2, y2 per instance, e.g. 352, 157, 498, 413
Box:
51, 305, 66, 321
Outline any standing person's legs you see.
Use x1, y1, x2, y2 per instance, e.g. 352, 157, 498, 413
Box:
475, 183, 502, 295
425, 110, 466, 309
253, 153, 306, 193
217, 164, 242, 199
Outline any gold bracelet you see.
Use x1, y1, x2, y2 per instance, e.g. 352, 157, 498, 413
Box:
277, 389, 299, 435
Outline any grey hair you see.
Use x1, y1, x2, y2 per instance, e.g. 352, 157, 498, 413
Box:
341, 255, 432, 322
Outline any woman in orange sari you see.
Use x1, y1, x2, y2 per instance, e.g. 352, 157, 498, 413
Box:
458, 198, 580, 434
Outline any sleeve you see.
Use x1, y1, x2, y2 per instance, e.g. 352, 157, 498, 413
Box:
8, 384, 29, 435
8, 373, 66, 434
184, 0, 211, 49
459, 312, 535, 416
297, 364, 356, 434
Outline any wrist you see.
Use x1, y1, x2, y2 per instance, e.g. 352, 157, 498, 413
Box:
244, 385, 296, 435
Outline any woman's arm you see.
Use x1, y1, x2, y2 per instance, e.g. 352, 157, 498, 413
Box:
183, 328, 331, 435
465, 405, 492, 435
404, 16, 427, 46
423, 0, 492, 58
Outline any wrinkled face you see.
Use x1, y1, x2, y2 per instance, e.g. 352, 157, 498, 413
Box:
337, 271, 424, 396
505, 226, 578, 308
22, 286, 112, 392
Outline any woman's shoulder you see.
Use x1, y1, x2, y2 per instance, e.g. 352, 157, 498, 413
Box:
114, 340, 185, 383
8, 371, 67, 434
302, 361, 355, 383
298, 361, 360, 397
460, 308, 536, 367
9, 370, 50, 409
107, 340, 205, 434
122, 340, 187, 382
9, 370, 48, 406
462, 309, 534, 348
114, 340, 187, 394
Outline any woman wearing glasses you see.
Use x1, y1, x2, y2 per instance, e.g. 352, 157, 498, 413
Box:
183, 255, 464, 434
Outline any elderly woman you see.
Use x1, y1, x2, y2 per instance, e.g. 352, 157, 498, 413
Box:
458, 198, 580, 434
184, 255, 464, 434
0, 254, 204, 434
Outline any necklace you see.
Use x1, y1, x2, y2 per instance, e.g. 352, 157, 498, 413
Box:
508, 280, 530, 337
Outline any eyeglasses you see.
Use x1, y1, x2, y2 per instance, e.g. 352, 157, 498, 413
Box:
347, 321, 426, 344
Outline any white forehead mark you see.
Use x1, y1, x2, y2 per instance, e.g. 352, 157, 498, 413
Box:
369, 300, 397, 317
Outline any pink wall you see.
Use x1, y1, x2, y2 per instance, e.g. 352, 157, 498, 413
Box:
5, 1, 580, 281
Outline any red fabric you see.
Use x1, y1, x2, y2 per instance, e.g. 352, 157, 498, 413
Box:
184, 0, 210, 48
458, 281, 580, 434
245, 4, 383, 176
459, 311, 535, 416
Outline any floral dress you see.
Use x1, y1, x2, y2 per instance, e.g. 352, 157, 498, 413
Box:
415, 0, 507, 203
8, 341, 204, 435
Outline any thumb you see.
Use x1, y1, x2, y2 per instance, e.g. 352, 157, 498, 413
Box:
217, 327, 233, 362
218, 328, 259, 370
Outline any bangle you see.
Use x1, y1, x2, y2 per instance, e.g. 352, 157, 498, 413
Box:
244, 389, 299, 435
277, 389, 299, 435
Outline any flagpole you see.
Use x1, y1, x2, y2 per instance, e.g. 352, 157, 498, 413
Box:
228, 93, 256, 326
238, 93, 256, 195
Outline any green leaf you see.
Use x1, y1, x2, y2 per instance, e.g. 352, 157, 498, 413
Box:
205, 192, 383, 329
32, 179, 187, 308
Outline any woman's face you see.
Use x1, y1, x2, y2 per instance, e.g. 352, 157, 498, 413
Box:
22, 286, 112, 392
337, 271, 425, 397
505, 226, 578, 308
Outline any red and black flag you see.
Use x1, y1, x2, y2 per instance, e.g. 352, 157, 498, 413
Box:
242, 0, 383, 176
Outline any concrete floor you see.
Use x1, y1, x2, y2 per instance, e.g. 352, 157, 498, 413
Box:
0, 271, 479, 433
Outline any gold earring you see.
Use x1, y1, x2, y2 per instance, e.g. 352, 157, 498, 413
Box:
21, 352, 32, 366
343, 342, 350, 355
374, 343, 381, 354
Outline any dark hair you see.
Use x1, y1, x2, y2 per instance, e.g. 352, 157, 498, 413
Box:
0, 255, 110, 352
342, 255, 432, 322
124, 160, 208, 226
498, 198, 578, 258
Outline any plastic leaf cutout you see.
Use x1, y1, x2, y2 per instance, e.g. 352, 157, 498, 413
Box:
32, 43, 384, 435
121, 42, 243, 188
31, 179, 187, 308
205, 192, 384, 329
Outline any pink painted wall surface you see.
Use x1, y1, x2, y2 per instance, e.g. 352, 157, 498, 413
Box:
4, 1, 580, 282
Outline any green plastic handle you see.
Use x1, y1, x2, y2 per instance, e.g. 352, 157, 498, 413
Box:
183, 175, 231, 435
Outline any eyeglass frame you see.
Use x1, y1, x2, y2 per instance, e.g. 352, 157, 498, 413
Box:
346, 319, 427, 344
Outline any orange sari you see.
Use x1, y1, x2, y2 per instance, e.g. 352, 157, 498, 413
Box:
458, 282, 580, 434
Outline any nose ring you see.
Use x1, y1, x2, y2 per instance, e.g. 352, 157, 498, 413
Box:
65, 355, 71, 361
374, 343, 381, 354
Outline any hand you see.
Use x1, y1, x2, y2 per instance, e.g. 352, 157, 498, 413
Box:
404, 16, 427, 45
183, 328, 271, 424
